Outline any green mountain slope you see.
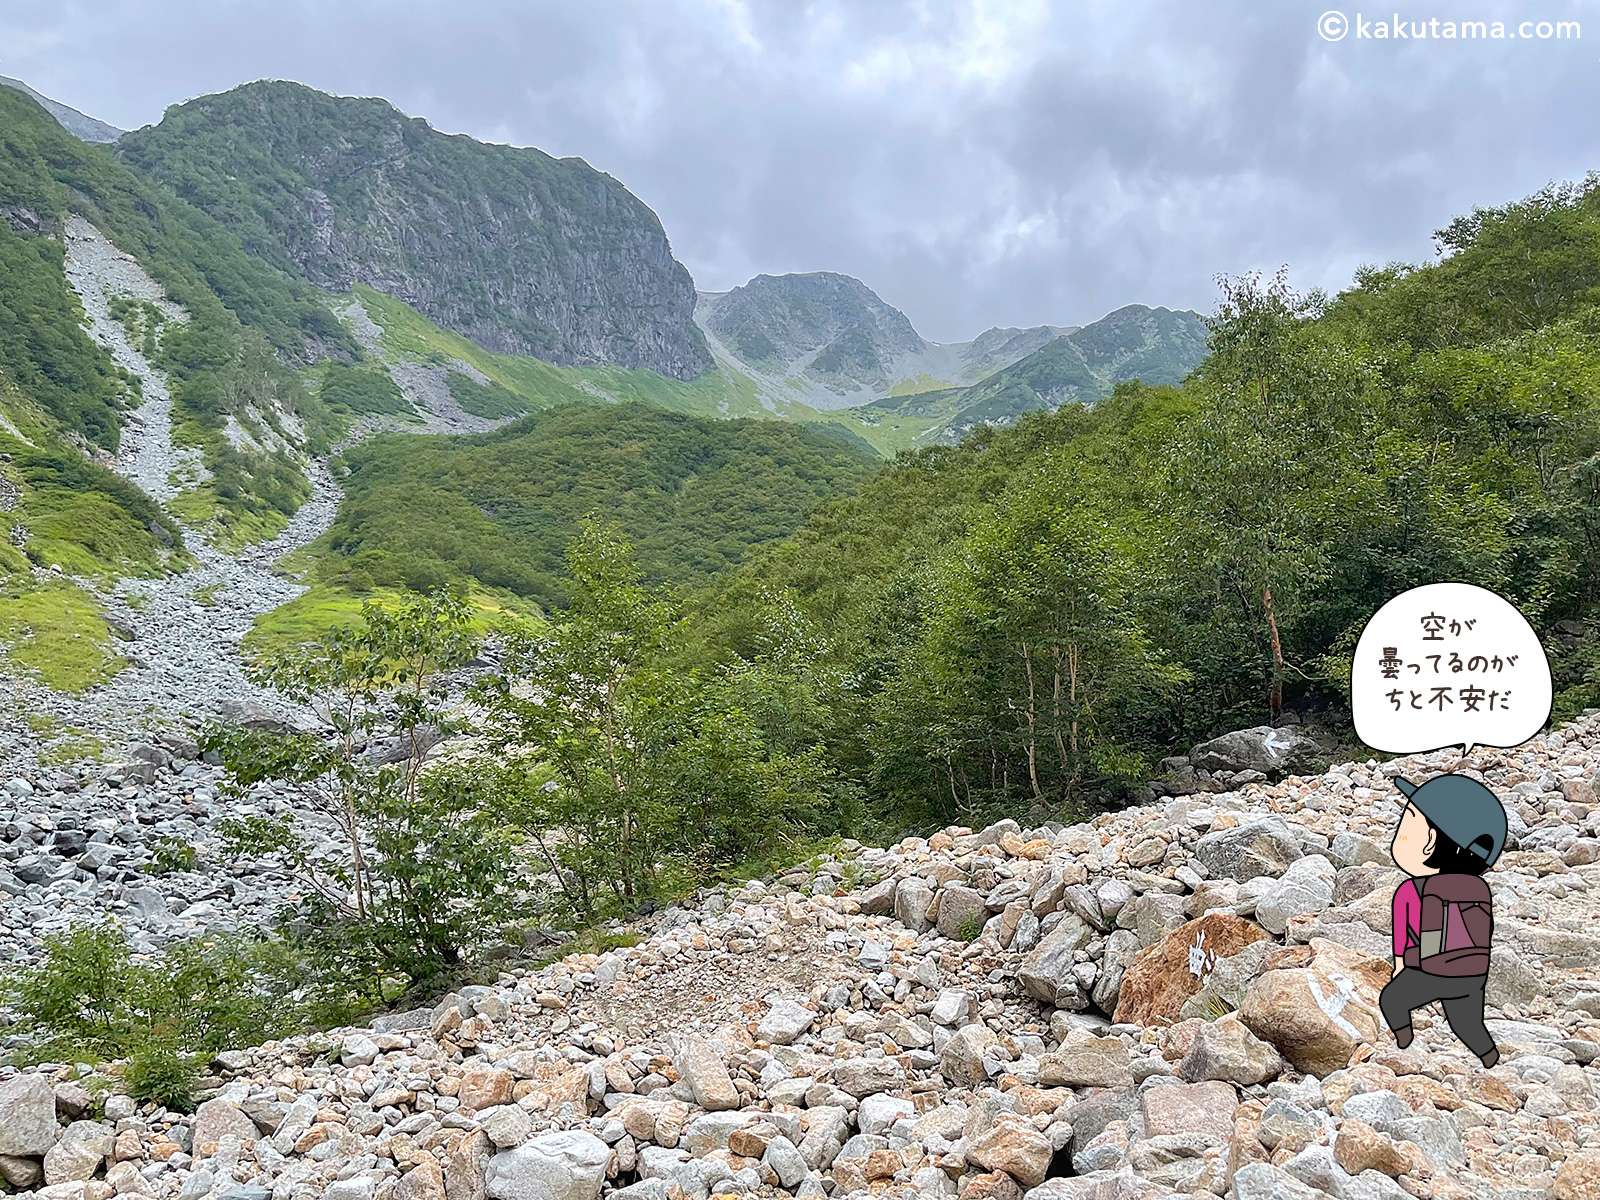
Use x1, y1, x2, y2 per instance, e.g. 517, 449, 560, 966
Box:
118, 81, 711, 381
255, 401, 881, 642
0, 85, 364, 562
0, 76, 122, 143
846, 305, 1207, 445
691, 180, 1600, 819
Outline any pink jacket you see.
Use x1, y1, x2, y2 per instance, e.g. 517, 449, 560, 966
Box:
1392, 877, 1422, 958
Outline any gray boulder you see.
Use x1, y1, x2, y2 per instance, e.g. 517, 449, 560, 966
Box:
1189, 725, 1324, 776
0, 1075, 59, 1155
485, 1130, 609, 1200
1194, 817, 1304, 881
1255, 854, 1336, 935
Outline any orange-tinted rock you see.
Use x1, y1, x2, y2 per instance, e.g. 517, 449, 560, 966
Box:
1114, 913, 1269, 1026
1239, 939, 1388, 1077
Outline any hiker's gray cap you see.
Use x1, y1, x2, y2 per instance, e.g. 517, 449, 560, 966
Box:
1396, 774, 1508, 866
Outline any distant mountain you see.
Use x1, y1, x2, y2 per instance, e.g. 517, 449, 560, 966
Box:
697, 272, 1074, 410
847, 304, 1208, 444
0, 77, 122, 143
118, 81, 711, 380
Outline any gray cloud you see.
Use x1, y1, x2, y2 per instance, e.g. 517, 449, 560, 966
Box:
3, 0, 1597, 341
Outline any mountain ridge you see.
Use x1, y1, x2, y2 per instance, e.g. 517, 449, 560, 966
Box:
0, 76, 123, 143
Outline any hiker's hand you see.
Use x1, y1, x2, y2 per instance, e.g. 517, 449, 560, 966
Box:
1392, 955, 1404, 977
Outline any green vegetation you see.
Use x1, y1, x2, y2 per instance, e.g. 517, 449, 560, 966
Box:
478, 519, 859, 922
350, 285, 777, 421
149, 836, 199, 874
209, 592, 520, 999
305, 400, 880, 612
845, 307, 1208, 447
0, 581, 123, 692
315, 361, 412, 418
446, 370, 529, 419
0, 84, 357, 547
3, 922, 307, 1109
682, 183, 1600, 824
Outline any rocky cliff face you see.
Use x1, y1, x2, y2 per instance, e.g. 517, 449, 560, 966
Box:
117, 82, 710, 381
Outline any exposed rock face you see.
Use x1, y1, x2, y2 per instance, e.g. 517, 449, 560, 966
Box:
118, 81, 711, 381
1238, 939, 1389, 1076
1189, 725, 1324, 777
1112, 912, 1268, 1026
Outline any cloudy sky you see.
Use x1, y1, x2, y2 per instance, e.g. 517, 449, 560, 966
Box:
3, 0, 1598, 341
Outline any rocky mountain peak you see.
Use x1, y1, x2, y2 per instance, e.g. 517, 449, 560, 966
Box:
116, 80, 712, 381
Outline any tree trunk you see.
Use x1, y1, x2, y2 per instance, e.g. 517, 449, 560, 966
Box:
1022, 645, 1043, 800
1263, 585, 1284, 719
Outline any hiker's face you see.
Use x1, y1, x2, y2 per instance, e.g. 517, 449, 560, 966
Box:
1391, 802, 1438, 876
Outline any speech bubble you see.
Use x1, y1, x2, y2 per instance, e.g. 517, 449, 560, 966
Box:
1351, 582, 1552, 755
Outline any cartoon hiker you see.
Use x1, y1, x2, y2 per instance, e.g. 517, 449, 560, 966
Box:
1380, 773, 1508, 1068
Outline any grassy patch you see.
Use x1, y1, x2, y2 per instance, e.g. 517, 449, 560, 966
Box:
243, 585, 539, 659
38, 731, 107, 766
351, 285, 806, 424
188, 582, 226, 607
169, 487, 292, 552
0, 581, 123, 693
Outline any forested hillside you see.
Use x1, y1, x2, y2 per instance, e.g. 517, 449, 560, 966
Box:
848, 304, 1208, 445
268, 402, 881, 629
682, 185, 1600, 826
0, 84, 354, 561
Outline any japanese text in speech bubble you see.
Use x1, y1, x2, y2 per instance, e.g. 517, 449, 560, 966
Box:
1351, 582, 1552, 754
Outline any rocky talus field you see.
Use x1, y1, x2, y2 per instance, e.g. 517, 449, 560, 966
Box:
2, 723, 1599, 1200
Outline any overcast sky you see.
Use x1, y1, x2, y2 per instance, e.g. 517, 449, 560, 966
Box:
3, 0, 1598, 342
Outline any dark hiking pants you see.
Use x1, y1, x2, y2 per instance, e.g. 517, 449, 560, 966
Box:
1379, 968, 1496, 1058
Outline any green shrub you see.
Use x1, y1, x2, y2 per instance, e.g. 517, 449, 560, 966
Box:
2, 921, 305, 1070
149, 836, 198, 874
122, 1042, 200, 1111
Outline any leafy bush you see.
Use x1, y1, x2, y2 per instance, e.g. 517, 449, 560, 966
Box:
122, 1043, 201, 1111
479, 517, 859, 921
150, 836, 198, 874
3, 921, 304, 1104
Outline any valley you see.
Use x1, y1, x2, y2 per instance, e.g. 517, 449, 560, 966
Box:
1, 68, 1599, 1200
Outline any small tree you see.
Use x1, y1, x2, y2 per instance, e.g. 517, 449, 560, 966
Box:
206, 589, 518, 997
479, 518, 847, 921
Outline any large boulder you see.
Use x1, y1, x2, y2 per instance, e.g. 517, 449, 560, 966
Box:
1038, 1037, 1133, 1088
939, 1023, 998, 1087
1238, 939, 1389, 1077
189, 1097, 260, 1149
894, 877, 934, 933
1017, 914, 1093, 1007
1194, 818, 1304, 881
1119, 892, 1187, 949
1141, 1080, 1238, 1141
0, 1075, 59, 1156
1175, 1014, 1287, 1086
1255, 855, 1336, 936
1113, 913, 1268, 1026
1188, 726, 1323, 777
936, 884, 988, 940
965, 1121, 1054, 1187
670, 1039, 739, 1111
484, 1131, 609, 1200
